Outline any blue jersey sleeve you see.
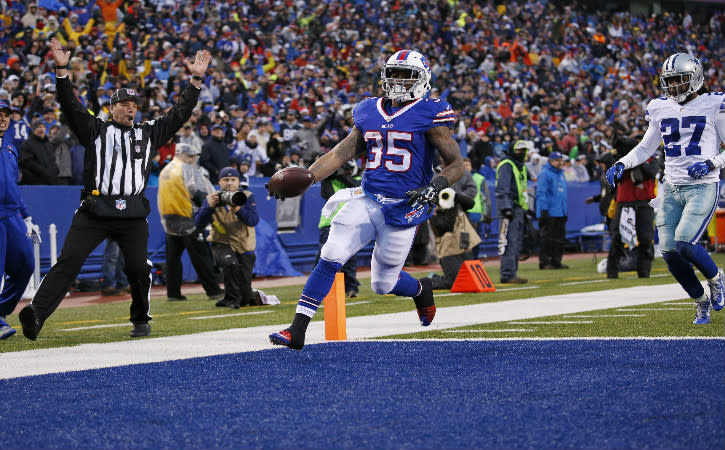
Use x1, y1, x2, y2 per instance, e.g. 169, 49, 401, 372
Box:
427, 99, 457, 129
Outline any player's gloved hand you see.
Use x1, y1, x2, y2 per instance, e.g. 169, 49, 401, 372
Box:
24, 216, 41, 243
501, 208, 513, 220
605, 162, 625, 188
687, 160, 715, 180
405, 176, 448, 214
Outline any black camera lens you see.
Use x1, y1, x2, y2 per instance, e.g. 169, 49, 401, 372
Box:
218, 190, 247, 206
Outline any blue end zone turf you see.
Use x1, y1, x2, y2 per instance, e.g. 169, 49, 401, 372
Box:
1, 340, 723, 449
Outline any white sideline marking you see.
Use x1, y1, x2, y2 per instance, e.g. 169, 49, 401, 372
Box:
442, 329, 535, 333
0, 283, 706, 380
371, 336, 725, 342
563, 314, 646, 318
190, 311, 274, 320
496, 286, 540, 291
616, 307, 691, 311
61, 323, 130, 331
508, 321, 593, 324
436, 293, 463, 297
561, 280, 609, 286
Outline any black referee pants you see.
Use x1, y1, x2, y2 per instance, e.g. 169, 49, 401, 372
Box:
32, 210, 152, 325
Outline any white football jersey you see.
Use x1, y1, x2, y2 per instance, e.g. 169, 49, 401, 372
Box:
620, 92, 725, 185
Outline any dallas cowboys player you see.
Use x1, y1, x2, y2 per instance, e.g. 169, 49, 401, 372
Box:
607, 53, 725, 325
269, 50, 464, 350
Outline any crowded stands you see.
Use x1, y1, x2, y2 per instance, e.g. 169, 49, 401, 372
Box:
1, 1, 724, 228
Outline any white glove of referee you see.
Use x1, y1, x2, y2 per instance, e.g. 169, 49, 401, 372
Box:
24, 216, 42, 243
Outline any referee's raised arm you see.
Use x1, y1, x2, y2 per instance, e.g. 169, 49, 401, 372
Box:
146, 50, 211, 150
50, 38, 100, 147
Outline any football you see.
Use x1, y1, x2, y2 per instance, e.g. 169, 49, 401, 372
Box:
266, 167, 315, 198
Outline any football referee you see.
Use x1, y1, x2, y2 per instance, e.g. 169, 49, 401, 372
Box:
19, 38, 212, 340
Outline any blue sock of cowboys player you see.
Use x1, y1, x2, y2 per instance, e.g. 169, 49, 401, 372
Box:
289, 259, 343, 335
675, 241, 719, 279
662, 251, 705, 300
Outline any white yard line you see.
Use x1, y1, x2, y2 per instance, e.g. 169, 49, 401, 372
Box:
0, 283, 708, 380
561, 280, 609, 286
190, 311, 274, 320
563, 314, 646, 318
442, 329, 536, 333
495, 286, 540, 291
507, 320, 593, 324
60, 323, 130, 331
616, 307, 691, 311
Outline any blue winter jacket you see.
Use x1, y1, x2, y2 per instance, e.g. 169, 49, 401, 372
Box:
536, 162, 567, 218
0, 132, 29, 218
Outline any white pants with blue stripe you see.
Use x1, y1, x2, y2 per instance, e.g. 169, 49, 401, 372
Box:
656, 182, 719, 253
321, 196, 417, 295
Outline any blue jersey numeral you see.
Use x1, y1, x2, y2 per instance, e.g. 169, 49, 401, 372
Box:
661, 115, 706, 157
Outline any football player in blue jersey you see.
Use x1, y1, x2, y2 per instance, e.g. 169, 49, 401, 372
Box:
0, 101, 39, 339
269, 50, 464, 350
607, 53, 725, 325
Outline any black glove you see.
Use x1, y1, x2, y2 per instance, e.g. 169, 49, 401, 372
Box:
540, 209, 550, 224
405, 176, 448, 214
501, 208, 513, 220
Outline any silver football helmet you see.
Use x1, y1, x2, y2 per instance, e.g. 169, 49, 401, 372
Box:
660, 53, 704, 103
381, 50, 432, 102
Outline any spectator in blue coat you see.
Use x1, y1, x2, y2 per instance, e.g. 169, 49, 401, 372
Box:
536, 151, 568, 270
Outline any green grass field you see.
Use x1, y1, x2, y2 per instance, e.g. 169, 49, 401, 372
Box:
2, 255, 722, 352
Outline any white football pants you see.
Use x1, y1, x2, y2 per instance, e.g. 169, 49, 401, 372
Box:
320, 196, 417, 295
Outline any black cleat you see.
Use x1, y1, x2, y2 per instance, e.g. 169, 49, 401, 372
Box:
130, 323, 151, 338
269, 329, 305, 350
413, 278, 436, 326
18, 305, 42, 341
215, 298, 240, 309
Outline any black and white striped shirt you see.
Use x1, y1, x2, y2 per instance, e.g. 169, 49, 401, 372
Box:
55, 76, 200, 197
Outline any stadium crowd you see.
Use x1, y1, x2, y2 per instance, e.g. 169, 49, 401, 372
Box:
1, 0, 724, 186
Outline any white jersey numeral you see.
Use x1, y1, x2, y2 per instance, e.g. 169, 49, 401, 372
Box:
364, 130, 413, 172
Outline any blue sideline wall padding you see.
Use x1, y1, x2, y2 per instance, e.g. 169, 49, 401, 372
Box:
18, 180, 602, 281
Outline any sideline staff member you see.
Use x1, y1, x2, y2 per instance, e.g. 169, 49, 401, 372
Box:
19, 38, 211, 340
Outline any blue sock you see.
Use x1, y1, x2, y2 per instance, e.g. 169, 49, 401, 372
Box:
390, 271, 421, 297
675, 241, 718, 279
296, 259, 342, 318
662, 251, 705, 299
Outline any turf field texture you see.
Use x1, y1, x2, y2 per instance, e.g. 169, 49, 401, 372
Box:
1, 255, 723, 449
0, 340, 722, 449
1, 256, 722, 352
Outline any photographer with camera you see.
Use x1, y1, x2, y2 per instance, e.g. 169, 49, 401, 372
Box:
194, 167, 259, 309
426, 163, 481, 290
605, 135, 660, 279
